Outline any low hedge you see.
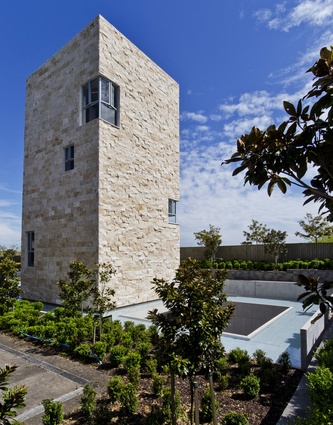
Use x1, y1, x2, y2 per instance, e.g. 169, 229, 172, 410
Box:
195, 258, 333, 271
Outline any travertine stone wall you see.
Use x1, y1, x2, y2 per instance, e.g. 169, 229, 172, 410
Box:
21, 15, 180, 306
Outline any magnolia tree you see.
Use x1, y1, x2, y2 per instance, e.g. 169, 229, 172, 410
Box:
148, 258, 234, 425
223, 46, 333, 220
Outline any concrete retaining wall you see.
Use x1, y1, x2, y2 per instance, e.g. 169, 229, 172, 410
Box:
300, 312, 331, 370
225, 279, 306, 301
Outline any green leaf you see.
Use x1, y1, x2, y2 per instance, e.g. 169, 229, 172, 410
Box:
283, 101, 297, 116
297, 274, 310, 287
277, 178, 287, 194
232, 165, 247, 176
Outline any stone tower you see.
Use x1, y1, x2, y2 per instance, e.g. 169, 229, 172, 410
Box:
21, 15, 180, 306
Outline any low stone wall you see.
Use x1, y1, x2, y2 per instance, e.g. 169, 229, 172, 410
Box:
226, 269, 333, 283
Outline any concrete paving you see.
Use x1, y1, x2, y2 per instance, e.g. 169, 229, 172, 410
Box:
0, 333, 110, 424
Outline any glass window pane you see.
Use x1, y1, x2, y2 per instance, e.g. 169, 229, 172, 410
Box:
101, 103, 115, 124
83, 83, 89, 106
91, 78, 99, 103
110, 84, 115, 107
101, 78, 109, 103
86, 104, 99, 123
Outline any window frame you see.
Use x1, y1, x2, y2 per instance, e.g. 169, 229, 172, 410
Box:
27, 231, 35, 267
64, 145, 74, 171
82, 77, 119, 126
168, 199, 177, 224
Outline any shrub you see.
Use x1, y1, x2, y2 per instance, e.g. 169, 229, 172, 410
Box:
119, 382, 138, 415
215, 356, 228, 377
218, 261, 226, 269
277, 351, 291, 373
80, 384, 97, 416
228, 348, 250, 364
246, 260, 253, 270
228, 348, 251, 375
124, 351, 141, 371
92, 341, 107, 361
222, 411, 249, 425
136, 341, 151, 367
240, 261, 248, 270
107, 376, 124, 402
110, 320, 124, 345
161, 387, 181, 425
74, 343, 91, 359
260, 358, 277, 390
145, 358, 158, 377
233, 260, 240, 270
307, 366, 333, 410
316, 338, 333, 372
253, 349, 269, 366
218, 373, 229, 390
200, 385, 218, 423
122, 331, 133, 348
152, 373, 165, 397
226, 261, 233, 269
108, 345, 128, 368
127, 365, 141, 387
42, 399, 64, 425
240, 373, 260, 399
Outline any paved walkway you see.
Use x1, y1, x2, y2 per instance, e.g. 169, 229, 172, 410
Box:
0, 333, 110, 424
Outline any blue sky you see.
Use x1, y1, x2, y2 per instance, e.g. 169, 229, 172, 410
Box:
1, 0, 333, 248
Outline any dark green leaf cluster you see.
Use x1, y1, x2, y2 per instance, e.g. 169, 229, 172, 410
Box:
0, 365, 27, 424
296, 273, 333, 317
223, 46, 333, 220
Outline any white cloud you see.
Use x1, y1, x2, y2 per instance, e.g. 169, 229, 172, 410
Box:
0, 211, 21, 247
181, 111, 208, 123
178, 140, 321, 246
255, 0, 333, 31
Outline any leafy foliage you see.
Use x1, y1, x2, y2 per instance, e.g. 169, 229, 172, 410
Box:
295, 212, 333, 243
240, 373, 260, 399
41, 398, 64, 425
241, 220, 288, 267
0, 365, 27, 425
148, 258, 234, 377
80, 384, 97, 417
0, 256, 21, 313
222, 411, 249, 425
57, 261, 93, 316
242, 220, 268, 244
296, 273, 333, 318
194, 224, 222, 262
223, 46, 333, 220
57, 261, 116, 320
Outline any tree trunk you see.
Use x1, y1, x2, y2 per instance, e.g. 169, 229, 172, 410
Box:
170, 372, 177, 425
209, 372, 218, 425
